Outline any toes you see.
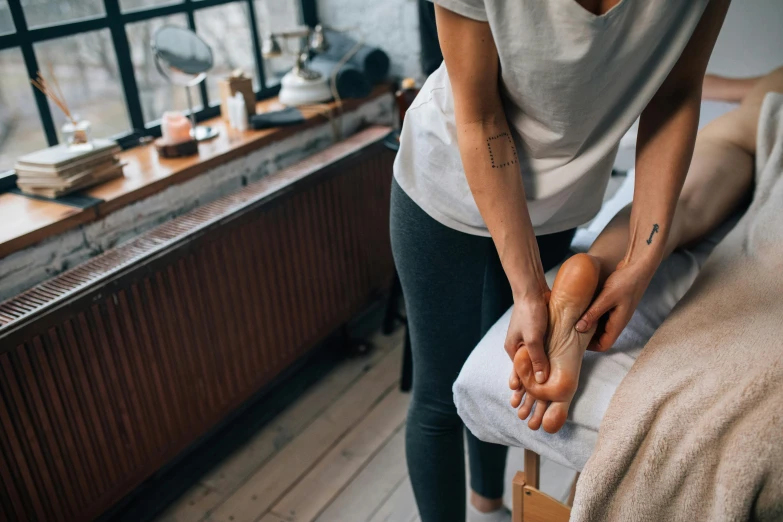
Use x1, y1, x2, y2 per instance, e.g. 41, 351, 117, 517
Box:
528, 400, 548, 431
510, 386, 525, 408
518, 392, 535, 420
509, 369, 520, 390
542, 401, 570, 434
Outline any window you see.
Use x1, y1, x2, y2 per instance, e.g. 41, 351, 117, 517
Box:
0, 0, 315, 172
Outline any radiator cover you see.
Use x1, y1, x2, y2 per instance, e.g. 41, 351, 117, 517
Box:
0, 126, 396, 521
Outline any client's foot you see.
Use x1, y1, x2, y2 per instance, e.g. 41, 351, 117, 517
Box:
513, 254, 600, 433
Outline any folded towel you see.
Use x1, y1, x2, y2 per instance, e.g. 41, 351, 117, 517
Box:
572, 92, 783, 522
321, 30, 390, 85
308, 55, 372, 99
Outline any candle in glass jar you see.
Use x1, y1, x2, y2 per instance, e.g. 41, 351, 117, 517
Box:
161, 112, 192, 144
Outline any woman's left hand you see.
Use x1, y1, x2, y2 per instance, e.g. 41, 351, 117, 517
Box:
574, 259, 656, 352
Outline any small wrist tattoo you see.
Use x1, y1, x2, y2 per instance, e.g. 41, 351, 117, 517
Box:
646, 224, 659, 245
486, 132, 519, 169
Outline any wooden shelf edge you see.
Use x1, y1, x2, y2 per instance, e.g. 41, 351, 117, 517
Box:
0, 85, 393, 260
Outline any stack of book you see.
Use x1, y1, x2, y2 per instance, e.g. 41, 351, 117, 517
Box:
14, 139, 124, 198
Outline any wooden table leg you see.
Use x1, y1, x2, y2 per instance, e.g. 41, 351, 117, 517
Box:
512, 471, 526, 522
524, 449, 540, 490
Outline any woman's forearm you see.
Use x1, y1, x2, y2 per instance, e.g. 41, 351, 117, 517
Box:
623, 89, 702, 274
457, 116, 546, 301
589, 105, 755, 282
624, 0, 730, 276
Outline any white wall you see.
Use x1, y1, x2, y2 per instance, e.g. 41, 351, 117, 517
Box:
707, 0, 783, 76
317, 0, 781, 84
317, 0, 423, 81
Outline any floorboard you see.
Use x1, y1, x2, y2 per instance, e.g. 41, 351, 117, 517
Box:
206, 342, 403, 522
315, 428, 407, 522
270, 389, 409, 521
150, 323, 575, 522
367, 477, 418, 522
204, 330, 402, 495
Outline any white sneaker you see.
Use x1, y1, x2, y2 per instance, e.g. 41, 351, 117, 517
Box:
467, 504, 512, 522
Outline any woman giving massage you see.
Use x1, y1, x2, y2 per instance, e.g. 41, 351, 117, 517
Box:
511, 67, 783, 433
391, 0, 730, 520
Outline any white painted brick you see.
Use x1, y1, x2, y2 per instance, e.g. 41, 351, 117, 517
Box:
317, 0, 423, 82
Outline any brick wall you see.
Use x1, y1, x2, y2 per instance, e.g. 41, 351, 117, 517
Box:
317, 0, 423, 82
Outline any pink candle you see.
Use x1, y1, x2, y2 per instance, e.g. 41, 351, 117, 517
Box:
161, 112, 193, 144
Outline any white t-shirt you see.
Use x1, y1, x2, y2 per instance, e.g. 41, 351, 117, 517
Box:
394, 0, 710, 236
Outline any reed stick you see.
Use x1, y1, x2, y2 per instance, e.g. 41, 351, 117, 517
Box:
30, 68, 75, 125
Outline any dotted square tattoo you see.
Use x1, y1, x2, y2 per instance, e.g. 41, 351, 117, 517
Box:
486, 132, 519, 169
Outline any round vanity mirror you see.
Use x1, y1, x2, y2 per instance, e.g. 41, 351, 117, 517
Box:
152, 26, 218, 141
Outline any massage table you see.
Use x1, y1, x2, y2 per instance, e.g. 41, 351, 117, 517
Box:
455, 96, 742, 520
456, 174, 739, 520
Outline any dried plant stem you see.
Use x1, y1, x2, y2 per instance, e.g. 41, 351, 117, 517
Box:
30, 69, 76, 125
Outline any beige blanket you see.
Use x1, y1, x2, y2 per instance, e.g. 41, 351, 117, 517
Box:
572, 92, 783, 522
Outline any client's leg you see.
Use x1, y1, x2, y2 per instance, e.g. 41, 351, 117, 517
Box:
702, 74, 762, 103
589, 66, 781, 275
512, 67, 783, 432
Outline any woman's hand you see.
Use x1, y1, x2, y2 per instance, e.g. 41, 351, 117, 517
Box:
506, 289, 551, 385
575, 259, 655, 352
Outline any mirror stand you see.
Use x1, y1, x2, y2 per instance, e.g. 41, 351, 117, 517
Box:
185, 85, 219, 142
153, 25, 219, 143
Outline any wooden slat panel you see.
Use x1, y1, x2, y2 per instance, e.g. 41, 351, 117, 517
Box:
183, 253, 229, 412
116, 288, 172, 452
0, 352, 47, 520
104, 295, 156, 461
90, 304, 142, 469
46, 328, 105, 500
15, 344, 77, 517
61, 318, 121, 488
0, 128, 395, 521
150, 271, 202, 434
31, 335, 92, 509
1, 353, 59, 519
225, 229, 259, 387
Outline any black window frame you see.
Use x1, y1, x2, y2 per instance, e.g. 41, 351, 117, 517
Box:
0, 0, 318, 150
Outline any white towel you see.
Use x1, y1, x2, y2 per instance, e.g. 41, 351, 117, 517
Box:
454, 175, 740, 471
571, 91, 783, 522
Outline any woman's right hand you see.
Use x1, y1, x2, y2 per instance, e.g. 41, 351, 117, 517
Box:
506, 290, 550, 388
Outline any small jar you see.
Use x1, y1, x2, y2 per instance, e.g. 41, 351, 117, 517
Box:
62, 118, 91, 146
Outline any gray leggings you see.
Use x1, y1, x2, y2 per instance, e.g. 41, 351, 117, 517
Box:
390, 180, 574, 522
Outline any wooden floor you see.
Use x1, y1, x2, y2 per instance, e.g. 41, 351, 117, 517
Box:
152, 327, 575, 522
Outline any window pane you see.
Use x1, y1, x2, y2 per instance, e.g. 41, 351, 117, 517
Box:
127, 15, 197, 124
194, 3, 258, 105
22, 0, 104, 29
0, 49, 48, 172
255, 0, 301, 87
121, 0, 183, 12
35, 30, 131, 140
0, 0, 14, 35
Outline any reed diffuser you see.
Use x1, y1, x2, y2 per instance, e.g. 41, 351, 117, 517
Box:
30, 66, 91, 146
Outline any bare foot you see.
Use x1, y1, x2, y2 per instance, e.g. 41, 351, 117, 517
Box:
512, 254, 600, 433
